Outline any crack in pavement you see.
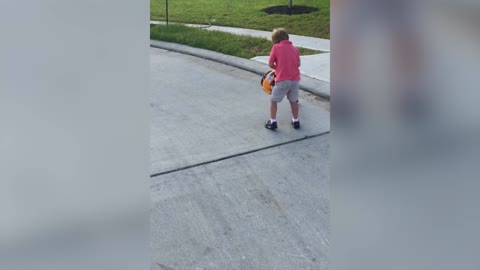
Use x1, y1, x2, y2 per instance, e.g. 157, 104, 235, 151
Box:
150, 131, 330, 178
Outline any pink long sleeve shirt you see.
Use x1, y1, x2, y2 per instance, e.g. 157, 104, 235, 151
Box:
268, 40, 301, 82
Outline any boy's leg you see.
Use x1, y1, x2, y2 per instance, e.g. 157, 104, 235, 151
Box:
287, 81, 300, 120
270, 101, 278, 120
289, 100, 298, 119
265, 82, 286, 130
289, 100, 300, 129
267, 82, 286, 120
265, 100, 278, 129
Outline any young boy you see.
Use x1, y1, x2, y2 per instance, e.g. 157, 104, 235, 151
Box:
264, 28, 301, 130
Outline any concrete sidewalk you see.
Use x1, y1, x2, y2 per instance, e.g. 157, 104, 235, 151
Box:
182, 23, 330, 52
150, 21, 330, 83
150, 47, 330, 269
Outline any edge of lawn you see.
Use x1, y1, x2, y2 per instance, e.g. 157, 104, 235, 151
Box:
150, 24, 324, 59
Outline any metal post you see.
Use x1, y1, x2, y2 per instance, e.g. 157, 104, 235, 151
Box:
166, 0, 169, 25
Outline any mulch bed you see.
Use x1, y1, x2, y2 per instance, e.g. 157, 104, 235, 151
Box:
262, 5, 319, 15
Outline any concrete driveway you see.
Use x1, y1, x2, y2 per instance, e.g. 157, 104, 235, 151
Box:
150, 47, 330, 270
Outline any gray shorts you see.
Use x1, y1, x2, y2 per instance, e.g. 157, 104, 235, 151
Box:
271, 80, 300, 103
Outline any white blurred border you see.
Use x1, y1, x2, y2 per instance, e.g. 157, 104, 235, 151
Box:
331, 1, 480, 269
0, 1, 150, 269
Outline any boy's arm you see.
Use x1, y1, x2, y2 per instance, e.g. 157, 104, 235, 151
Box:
268, 46, 277, 70
297, 48, 301, 67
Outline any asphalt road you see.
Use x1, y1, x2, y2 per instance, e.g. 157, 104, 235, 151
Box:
150, 47, 330, 270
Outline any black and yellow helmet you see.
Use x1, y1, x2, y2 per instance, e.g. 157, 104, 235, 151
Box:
260, 70, 276, 95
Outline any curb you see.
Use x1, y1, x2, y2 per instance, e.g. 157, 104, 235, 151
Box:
150, 40, 330, 99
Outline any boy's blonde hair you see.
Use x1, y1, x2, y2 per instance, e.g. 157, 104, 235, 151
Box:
271, 28, 289, 44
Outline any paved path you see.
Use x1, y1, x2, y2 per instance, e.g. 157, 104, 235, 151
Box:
181, 24, 330, 52
150, 47, 330, 269
150, 21, 330, 82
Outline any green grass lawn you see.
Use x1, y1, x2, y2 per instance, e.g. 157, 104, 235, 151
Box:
150, 0, 330, 39
151, 24, 322, 59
